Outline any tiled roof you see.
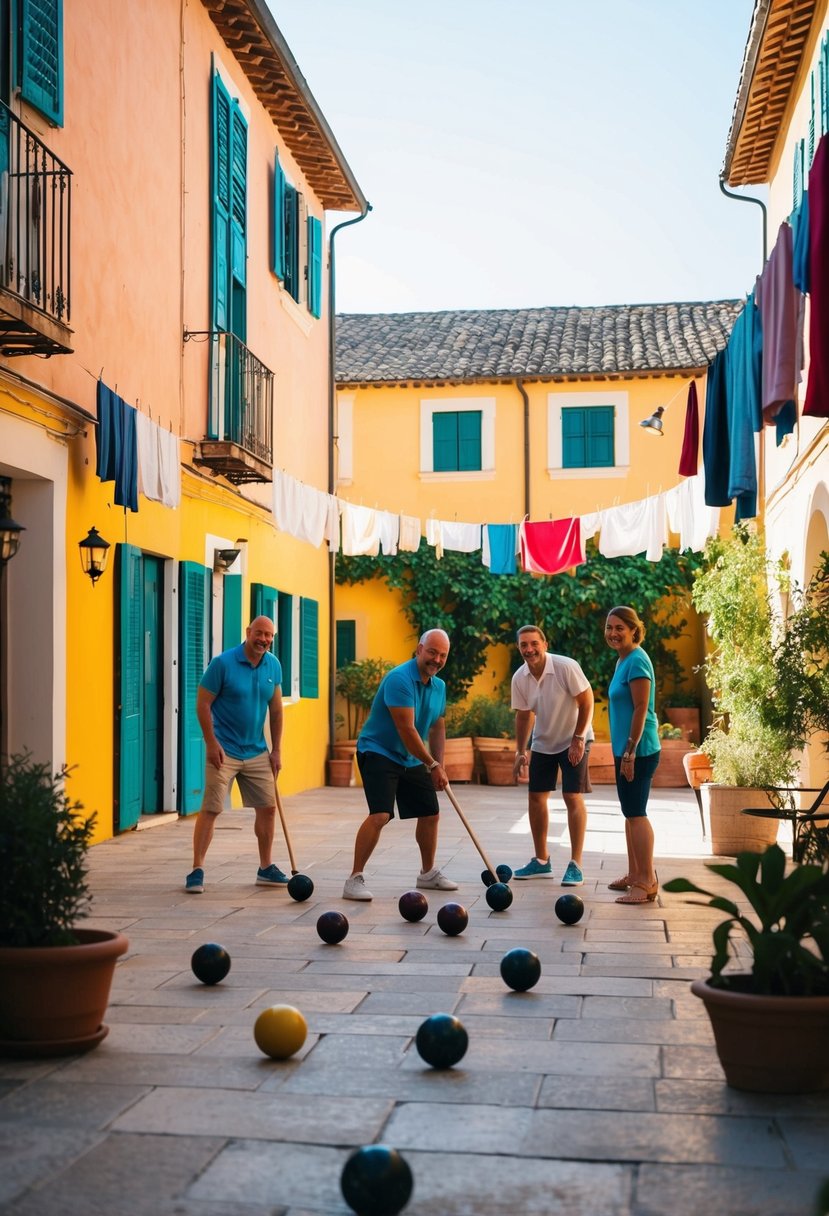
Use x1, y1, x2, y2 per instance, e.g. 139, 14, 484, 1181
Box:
335, 300, 743, 386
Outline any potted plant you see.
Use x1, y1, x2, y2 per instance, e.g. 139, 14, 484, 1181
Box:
0, 754, 128, 1056
442, 703, 475, 783
651, 722, 696, 788
663, 845, 829, 1092
459, 696, 516, 785
662, 691, 702, 744
331, 658, 393, 785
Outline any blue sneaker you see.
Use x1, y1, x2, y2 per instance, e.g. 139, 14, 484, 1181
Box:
513, 857, 553, 880
561, 861, 584, 886
256, 864, 289, 886
185, 868, 204, 894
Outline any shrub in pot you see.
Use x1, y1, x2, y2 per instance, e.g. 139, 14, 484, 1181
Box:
664, 845, 829, 1092
459, 697, 515, 784
0, 754, 128, 1056
442, 703, 475, 783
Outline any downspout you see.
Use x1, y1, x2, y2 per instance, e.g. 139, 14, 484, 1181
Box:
718, 177, 767, 264
514, 378, 530, 518
327, 204, 372, 758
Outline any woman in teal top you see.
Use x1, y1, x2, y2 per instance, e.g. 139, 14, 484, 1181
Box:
605, 605, 661, 905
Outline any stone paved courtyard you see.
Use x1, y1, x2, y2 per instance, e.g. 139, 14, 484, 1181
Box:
1, 783, 828, 1215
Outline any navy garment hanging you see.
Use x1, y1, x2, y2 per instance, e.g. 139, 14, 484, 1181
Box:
96, 380, 138, 512
726, 291, 763, 520
702, 349, 731, 507
95, 381, 120, 482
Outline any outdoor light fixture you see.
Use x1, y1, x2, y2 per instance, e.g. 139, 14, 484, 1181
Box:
213, 547, 240, 573
78, 527, 111, 586
639, 406, 665, 436
0, 476, 25, 564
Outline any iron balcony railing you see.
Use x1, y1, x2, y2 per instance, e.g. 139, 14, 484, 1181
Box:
0, 98, 71, 326
195, 329, 274, 473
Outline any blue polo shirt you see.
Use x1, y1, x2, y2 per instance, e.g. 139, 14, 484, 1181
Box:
200, 644, 282, 759
358, 657, 446, 767
608, 648, 660, 758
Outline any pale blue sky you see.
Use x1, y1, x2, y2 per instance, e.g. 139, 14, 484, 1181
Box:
272, 0, 762, 315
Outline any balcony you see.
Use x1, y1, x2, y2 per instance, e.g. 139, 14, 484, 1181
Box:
190, 330, 274, 484
0, 100, 73, 358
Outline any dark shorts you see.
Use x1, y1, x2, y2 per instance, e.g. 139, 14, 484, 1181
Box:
614, 752, 661, 818
356, 750, 440, 820
528, 744, 592, 795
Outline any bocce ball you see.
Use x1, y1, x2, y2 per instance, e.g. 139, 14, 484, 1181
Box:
485, 881, 514, 912
287, 873, 314, 902
500, 946, 541, 992
190, 942, 231, 985
555, 893, 585, 925
253, 1004, 308, 1059
481, 863, 514, 886
415, 1012, 469, 1069
340, 1144, 414, 1216
398, 890, 429, 922
436, 902, 468, 936
317, 909, 349, 944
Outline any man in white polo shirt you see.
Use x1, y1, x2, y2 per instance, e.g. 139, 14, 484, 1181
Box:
511, 624, 594, 885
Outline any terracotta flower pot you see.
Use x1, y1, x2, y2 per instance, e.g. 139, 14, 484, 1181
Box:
0, 928, 129, 1057
588, 741, 615, 784
691, 978, 829, 1092
651, 740, 696, 788
443, 737, 474, 783
701, 784, 780, 856
664, 707, 701, 744
683, 749, 713, 790
480, 746, 517, 786
326, 757, 354, 787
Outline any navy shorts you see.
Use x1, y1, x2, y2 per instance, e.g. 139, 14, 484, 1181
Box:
613, 752, 660, 818
356, 750, 440, 820
528, 743, 592, 795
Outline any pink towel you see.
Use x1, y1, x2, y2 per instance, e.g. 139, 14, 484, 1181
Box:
519, 519, 585, 575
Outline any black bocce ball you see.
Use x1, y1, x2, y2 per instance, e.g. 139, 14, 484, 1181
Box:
191, 942, 231, 985
287, 873, 314, 902
555, 893, 585, 925
436, 902, 468, 936
500, 946, 541, 992
340, 1144, 414, 1216
415, 1012, 469, 1069
485, 881, 514, 912
316, 910, 349, 944
481, 863, 514, 886
398, 890, 429, 922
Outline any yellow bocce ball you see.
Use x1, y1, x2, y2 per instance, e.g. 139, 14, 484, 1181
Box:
253, 1004, 308, 1059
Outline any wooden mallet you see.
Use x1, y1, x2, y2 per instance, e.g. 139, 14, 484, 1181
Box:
443, 782, 502, 883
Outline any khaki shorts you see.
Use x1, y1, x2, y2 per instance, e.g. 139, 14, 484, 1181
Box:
200, 749, 275, 814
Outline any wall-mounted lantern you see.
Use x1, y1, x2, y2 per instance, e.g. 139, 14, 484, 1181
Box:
0, 476, 25, 565
78, 527, 111, 586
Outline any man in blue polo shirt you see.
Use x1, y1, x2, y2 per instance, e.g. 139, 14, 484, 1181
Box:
343, 628, 458, 901
185, 616, 285, 893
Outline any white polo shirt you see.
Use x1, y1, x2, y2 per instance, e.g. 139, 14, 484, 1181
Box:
511, 653, 593, 755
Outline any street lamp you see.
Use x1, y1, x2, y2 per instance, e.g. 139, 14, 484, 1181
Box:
78, 527, 111, 586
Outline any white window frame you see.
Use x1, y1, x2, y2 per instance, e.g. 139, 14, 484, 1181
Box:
547, 390, 630, 480
419, 397, 496, 481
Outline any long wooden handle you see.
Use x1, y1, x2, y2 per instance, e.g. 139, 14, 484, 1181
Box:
274, 783, 298, 875
444, 782, 501, 881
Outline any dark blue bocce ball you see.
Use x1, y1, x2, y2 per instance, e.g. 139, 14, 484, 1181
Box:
500, 947, 541, 992
485, 881, 513, 912
191, 942, 231, 985
398, 890, 429, 922
340, 1144, 414, 1216
555, 893, 585, 925
481, 863, 514, 886
316, 910, 349, 944
436, 902, 468, 936
287, 873, 314, 902
415, 1012, 469, 1069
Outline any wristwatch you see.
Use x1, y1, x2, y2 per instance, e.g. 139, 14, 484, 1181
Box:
572, 735, 585, 741
427, 759, 440, 771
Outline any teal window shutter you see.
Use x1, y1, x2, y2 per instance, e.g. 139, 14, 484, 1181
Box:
211, 70, 232, 334
562, 406, 614, 468
793, 139, 804, 210
586, 406, 615, 466
336, 620, 356, 668
457, 411, 482, 470
117, 544, 143, 831
230, 105, 247, 287
307, 214, 323, 317
277, 592, 293, 689
222, 574, 243, 650
250, 583, 278, 652
300, 597, 319, 698
433, 413, 458, 471
178, 561, 208, 815
273, 150, 286, 279
284, 182, 300, 301
19, 0, 63, 125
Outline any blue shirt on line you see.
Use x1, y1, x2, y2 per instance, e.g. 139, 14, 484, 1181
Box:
200, 644, 282, 760
358, 657, 446, 767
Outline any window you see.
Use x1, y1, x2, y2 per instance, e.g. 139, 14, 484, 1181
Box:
336, 620, 356, 668
277, 592, 296, 697
273, 149, 322, 316
17, 0, 63, 125
433, 411, 482, 472
562, 406, 615, 468
300, 597, 319, 698
547, 391, 629, 480
211, 69, 247, 337
250, 585, 317, 700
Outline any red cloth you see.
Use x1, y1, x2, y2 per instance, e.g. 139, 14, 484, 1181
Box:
678, 381, 699, 476
804, 135, 829, 418
519, 518, 585, 575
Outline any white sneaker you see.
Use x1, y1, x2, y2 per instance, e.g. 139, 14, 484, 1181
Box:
343, 873, 373, 901
416, 867, 458, 891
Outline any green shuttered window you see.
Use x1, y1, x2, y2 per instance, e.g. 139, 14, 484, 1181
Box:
179, 561, 208, 815
336, 620, 356, 668
300, 598, 319, 698
272, 147, 321, 318
562, 406, 615, 468
433, 411, 482, 472
307, 215, 323, 318
18, 0, 63, 125
211, 70, 247, 334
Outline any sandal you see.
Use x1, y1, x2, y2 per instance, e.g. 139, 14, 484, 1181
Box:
607, 875, 631, 891
615, 878, 658, 905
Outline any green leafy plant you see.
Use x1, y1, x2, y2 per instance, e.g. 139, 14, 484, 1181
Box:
663, 690, 700, 709
664, 845, 829, 996
0, 754, 96, 947
457, 696, 514, 739
444, 703, 470, 739
657, 722, 683, 740
764, 551, 829, 756
334, 658, 394, 738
